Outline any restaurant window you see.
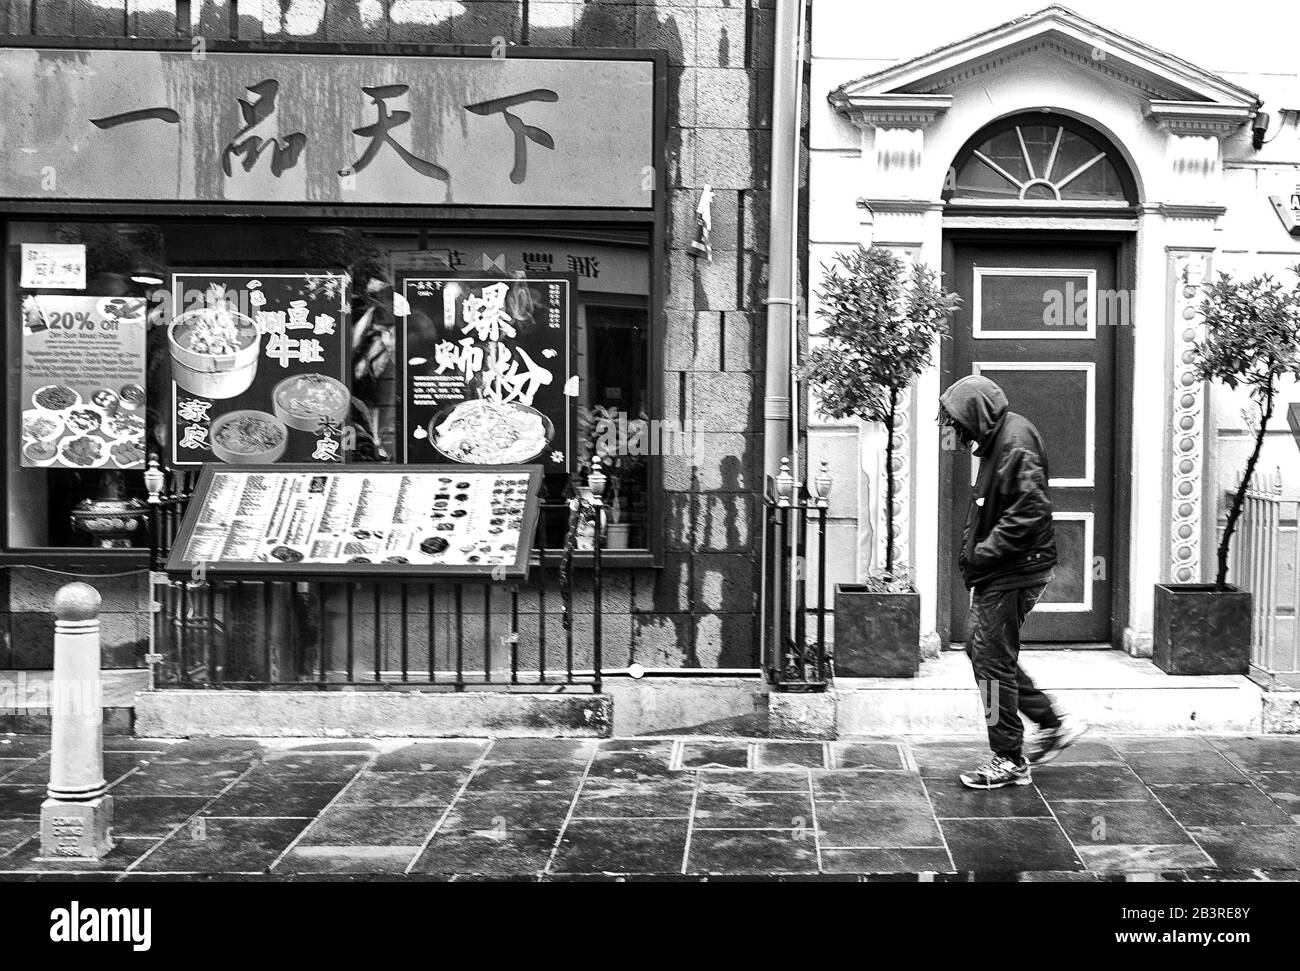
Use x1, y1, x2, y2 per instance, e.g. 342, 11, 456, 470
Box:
5, 218, 653, 553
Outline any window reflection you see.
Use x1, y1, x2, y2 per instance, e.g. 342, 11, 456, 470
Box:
6, 220, 651, 551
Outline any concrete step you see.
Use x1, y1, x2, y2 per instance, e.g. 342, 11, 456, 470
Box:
1, 668, 150, 709
134, 688, 612, 738
832, 651, 1263, 735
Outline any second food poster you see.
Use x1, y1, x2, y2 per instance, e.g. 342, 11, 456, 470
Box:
168, 270, 350, 467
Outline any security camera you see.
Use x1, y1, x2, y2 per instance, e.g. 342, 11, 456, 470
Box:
1253, 111, 1271, 150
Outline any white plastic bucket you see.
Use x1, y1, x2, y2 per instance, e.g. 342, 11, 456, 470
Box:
167, 308, 261, 400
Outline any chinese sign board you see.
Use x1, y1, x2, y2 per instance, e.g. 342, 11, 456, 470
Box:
400, 276, 575, 473
20, 244, 86, 290
168, 271, 349, 468
0, 49, 655, 209
20, 295, 147, 469
166, 464, 543, 579
389, 240, 650, 295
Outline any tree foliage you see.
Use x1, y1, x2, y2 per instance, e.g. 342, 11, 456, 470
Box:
1194, 264, 1300, 589
802, 246, 960, 424
800, 245, 961, 575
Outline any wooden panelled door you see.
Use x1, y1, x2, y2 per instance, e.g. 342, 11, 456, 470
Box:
948, 241, 1118, 644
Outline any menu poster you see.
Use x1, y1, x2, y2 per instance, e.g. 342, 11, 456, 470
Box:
165, 464, 544, 579
399, 275, 575, 473
168, 270, 349, 468
19, 295, 147, 470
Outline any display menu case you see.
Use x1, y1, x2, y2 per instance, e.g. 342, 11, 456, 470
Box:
165, 464, 543, 579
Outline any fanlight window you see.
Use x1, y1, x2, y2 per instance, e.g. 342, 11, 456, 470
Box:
950, 120, 1131, 203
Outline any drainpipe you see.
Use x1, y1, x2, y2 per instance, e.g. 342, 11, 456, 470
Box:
762, 0, 806, 482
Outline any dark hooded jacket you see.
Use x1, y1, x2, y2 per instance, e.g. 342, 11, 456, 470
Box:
939, 375, 1056, 591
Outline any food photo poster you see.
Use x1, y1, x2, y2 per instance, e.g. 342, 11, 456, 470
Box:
20, 294, 148, 470
399, 274, 576, 473
168, 270, 350, 468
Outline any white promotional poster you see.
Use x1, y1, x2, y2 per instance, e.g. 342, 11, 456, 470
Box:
19, 294, 147, 469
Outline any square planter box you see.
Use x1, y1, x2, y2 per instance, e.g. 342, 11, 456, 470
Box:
1153, 583, 1252, 676
833, 584, 919, 678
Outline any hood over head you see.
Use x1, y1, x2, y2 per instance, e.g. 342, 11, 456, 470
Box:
938, 375, 1008, 455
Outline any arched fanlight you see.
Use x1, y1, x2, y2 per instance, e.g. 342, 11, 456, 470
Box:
947, 115, 1134, 204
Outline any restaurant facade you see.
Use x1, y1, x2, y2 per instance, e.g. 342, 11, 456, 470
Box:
0, 1, 787, 732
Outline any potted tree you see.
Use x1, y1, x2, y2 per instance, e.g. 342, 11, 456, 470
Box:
1155, 265, 1300, 675
801, 245, 961, 677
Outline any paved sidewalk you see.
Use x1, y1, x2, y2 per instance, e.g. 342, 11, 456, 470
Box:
1, 734, 1299, 880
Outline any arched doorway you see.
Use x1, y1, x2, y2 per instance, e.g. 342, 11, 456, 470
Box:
940, 113, 1139, 646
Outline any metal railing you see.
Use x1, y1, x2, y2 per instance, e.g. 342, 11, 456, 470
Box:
146, 470, 606, 692
759, 457, 833, 692
1225, 468, 1300, 675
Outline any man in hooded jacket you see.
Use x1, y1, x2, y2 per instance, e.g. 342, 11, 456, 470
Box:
938, 374, 1087, 789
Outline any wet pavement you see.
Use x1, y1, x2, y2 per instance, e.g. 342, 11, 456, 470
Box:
2, 734, 1299, 880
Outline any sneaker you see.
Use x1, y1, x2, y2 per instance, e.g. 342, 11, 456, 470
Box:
959, 754, 1032, 790
1025, 718, 1089, 766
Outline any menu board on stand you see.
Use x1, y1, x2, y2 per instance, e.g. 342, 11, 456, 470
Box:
398, 274, 576, 475
19, 295, 148, 470
165, 464, 544, 579
168, 270, 350, 468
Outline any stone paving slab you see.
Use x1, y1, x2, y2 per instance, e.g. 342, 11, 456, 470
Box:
0, 734, 1299, 879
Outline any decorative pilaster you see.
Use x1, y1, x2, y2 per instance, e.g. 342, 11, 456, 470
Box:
836, 95, 951, 201
1168, 250, 1211, 583
886, 389, 913, 573
1147, 101, 1252, 206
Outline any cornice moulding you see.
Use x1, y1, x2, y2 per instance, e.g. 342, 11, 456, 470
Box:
832, 94, 954, 129
1146, 100, 1255, 137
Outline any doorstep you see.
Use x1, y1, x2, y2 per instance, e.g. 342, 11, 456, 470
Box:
830, 651, 1264, 736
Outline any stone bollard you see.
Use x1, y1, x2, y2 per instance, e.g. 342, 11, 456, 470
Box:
39, 582, 115, 860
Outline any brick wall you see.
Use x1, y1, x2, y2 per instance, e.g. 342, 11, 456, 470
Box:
0, 0, 779, 670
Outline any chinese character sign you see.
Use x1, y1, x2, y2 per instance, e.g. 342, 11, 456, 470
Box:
400, 276, 575, 472
0, 49, 654, 210
168, 271, 349, 467
20, 296, 147, 469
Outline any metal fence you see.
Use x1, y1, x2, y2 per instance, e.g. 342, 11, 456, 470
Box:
759, 460, 833, 691
1226, 469, 1300, 676
147, 472, 606, 692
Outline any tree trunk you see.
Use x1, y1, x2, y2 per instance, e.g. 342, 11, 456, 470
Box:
884, 388, 897, 577
1217, 388, 1273, 590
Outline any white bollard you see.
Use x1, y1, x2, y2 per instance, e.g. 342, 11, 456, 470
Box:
39, 582, 115, 860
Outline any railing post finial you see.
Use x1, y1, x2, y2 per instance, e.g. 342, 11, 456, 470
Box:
776, 456, 794, 507
813, 459, 833, 508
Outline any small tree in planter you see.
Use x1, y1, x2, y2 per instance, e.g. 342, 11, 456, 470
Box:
1155, 264, 1300, 675
801, 245, 960, 676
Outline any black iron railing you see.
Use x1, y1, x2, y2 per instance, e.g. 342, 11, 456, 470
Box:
147, 470, 605, 693
760, 459, 832, 692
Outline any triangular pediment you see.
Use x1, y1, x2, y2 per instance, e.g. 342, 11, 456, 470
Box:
831, 5, 1259, 116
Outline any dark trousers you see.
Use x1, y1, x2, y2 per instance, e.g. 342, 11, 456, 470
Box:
966, 582, 1061, 761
